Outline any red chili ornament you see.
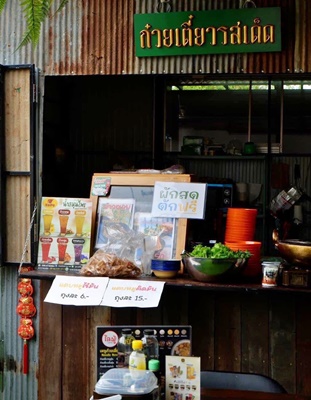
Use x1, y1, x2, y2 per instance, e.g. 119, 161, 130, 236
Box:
17, 278, 36, 374
17, 279, 34, 297
18, 318, 35, 340
16, 297, 37, 318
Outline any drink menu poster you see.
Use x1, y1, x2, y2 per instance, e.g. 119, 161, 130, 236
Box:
96, 325, 192, 380
37, 197, 93, 271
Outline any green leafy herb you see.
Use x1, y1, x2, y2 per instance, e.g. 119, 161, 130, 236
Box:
190, 243, 251, 259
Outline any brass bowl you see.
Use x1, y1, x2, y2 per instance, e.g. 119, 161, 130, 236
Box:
275, 239, 311, 267
273, 229, 311, 267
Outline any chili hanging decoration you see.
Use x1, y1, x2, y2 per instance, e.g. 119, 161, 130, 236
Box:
17, 279, 36, 374
17, 202, 38, 374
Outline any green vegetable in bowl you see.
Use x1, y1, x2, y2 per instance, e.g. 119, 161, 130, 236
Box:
189, 242, 251, 259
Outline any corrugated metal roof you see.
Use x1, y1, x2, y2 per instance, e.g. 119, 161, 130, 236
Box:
0, 0, 309, 76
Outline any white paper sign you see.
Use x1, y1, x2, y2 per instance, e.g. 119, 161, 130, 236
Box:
151, 182, 207, 219
44, 276, 109, 306
100, 279, 165, 308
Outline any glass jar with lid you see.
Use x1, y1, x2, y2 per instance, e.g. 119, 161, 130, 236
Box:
142, 329, 159, 364
117, 328, 135, 368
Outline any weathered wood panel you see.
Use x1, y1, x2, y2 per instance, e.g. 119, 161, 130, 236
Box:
62, 305, 89, 399
4, 68, 32, 263
296, 294, 311, 395
241, 293, 269, 376
270, 294, 296, 393
38, 283, 311, 400
214, 292, 241, 371
189, 291, 215, 370
38, 280, 63, 400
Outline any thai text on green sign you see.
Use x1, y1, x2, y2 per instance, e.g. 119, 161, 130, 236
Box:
134, 7, 281, 57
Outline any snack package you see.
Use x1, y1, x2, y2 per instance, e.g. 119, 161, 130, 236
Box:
80, 220, 161, 277
79, 249, 141, 278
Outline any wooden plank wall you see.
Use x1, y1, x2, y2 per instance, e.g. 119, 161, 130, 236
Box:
38, 282, 311, 400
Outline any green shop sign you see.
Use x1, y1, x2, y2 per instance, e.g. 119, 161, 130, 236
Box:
134, 7, 281, 57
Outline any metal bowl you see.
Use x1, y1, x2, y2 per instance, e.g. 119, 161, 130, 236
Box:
273, 229, 311, 267
181, 256, 247, 282
275, 239, 311, 267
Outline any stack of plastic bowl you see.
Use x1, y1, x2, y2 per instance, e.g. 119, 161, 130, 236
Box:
225, 208, 258, 242
225, 240, 262, 280
151, 259, 180, 278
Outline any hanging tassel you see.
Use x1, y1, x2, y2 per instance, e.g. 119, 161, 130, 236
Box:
23, 339, 29, 374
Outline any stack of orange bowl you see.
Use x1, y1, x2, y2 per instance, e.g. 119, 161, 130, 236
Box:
225, 240, 262, 281
225, 208, 258, 242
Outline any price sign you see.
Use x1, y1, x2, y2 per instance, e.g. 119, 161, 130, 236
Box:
44, 276, 109, 306
100, 279, 165, 308
44, 276, 165, 308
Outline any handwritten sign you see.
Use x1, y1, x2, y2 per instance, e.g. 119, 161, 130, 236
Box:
44, 276, 165, 308
44, 276, 109, 306
151, 182, 206, 219
100, 279, 165, 308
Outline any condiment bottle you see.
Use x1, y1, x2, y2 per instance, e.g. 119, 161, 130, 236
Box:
129, 340, 146, 375
142, 329, 159, 364
148, 358, 161, 382
117, 328, 135, 368
148, 359, 163, 396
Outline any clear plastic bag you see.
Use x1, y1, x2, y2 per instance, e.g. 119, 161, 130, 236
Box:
80, 222, 158, 277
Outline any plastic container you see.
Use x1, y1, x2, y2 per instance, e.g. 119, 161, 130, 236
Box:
94, 368, 158, 396
142, 329, 159, 364
262, 261, 280, 287
118, 328, 135, 368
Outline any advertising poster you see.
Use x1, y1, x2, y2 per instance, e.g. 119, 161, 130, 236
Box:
95, 197, 136, 250
133, 212, 176, 261
165, 356, 201, 400
96, 325, 192, 380
37, 197, 93, 271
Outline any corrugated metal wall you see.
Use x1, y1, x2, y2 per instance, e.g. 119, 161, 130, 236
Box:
0, 268, 39, 400
0, 0, 309, 76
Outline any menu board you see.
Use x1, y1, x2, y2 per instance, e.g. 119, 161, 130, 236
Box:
96, 325, 192, 380
166, 356, 201, 400
37, 197, 93, 271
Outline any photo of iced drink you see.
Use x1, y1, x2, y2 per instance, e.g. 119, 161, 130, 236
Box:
58, 209, 70, 236
75, 209, 86, 237
73, 239, 85, 264
40, 237, 53, 262
57, 238, 68, 264
43, 210, 54, 236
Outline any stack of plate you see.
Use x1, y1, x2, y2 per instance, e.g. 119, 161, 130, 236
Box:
225, 240, 262, 280
225, 208, 258, 242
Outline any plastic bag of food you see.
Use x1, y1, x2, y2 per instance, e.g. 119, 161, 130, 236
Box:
79, 249, 142, 278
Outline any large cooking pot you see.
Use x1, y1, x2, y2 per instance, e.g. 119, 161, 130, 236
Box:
273, 230, 311, 267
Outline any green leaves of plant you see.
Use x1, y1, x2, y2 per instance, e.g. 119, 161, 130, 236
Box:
0, 0, 69, 48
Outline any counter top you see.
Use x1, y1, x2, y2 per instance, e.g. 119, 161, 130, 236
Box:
19, 270, 311, 294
